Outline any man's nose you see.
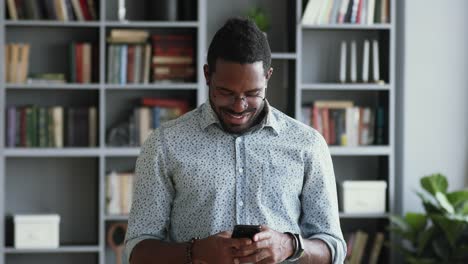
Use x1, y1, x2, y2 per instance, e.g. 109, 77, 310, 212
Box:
231, 96, 248, 112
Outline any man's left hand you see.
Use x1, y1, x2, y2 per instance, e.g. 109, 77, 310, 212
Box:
233, 225, 294, 264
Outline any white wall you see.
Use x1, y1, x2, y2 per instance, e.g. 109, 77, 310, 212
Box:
397, 0, 468, 214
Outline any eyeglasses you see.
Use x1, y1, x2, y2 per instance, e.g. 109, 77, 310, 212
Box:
212, 88, 266, 107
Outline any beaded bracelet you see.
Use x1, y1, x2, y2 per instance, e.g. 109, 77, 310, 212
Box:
186, 237, 199, 264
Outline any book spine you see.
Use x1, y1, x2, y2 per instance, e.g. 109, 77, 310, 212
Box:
7, 107, 16, 147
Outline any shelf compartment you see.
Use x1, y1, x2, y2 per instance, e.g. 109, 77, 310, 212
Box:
106, 0, 198, 21
4, 158, 99, 247
105, 89, 197, 148
268, 60, 296, 116
301, 30, 390, 83
105, 27, 198, 85
206, 0, 296, 53
6, 27, 100, 84
4, 246, 100, 254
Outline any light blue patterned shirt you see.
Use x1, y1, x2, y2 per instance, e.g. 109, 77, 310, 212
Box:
125, 101, 346, 263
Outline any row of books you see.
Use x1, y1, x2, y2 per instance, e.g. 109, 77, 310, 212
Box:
345, 231, 384, 264
7, 0, 98, 21
301, 100, 385, 146
107, 29, 151, 84
107, 97, 190, 147
152, 33, 196, 83
70, 42, 95, 83
339, 39, 382, 83
132, 98, 190, 146
106, 171, 134, 216
5, 43, 30, 84
302, 0, 390, 25
107, 44, 152, 84
6, 106, 97, 148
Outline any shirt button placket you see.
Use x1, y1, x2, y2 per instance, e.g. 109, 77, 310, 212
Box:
235, 136, 244, 223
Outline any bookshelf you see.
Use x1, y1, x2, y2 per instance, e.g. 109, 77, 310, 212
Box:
0, 0, 396, 263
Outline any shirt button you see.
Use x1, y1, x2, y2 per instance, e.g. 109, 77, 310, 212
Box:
239, 200, 244, 207
239, 168, 243, 173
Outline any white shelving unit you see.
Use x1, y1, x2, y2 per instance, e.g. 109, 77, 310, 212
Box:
0, 0, 396, 263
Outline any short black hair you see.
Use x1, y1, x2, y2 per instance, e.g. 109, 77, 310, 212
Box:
207, 17, 271, 75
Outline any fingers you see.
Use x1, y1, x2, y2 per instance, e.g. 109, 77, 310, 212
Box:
236, 249, 271, 264
253, 230, 272, 242
217, 231, 233, 238
226, 237, 252, 249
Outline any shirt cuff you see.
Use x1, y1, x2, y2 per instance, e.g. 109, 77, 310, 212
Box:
308, 234, 346, 264
125, 235, 162, 263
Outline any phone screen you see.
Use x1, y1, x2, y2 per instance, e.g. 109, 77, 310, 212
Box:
231, 225, 262, 239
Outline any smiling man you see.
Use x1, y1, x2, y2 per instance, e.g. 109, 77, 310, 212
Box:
125, 18, 346, 264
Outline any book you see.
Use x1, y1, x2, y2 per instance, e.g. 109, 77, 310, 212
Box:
141, 97, 190, 114
71, 0, 84, 20
108, 29, 149, 44
339, 41, 347, 83
7, 0, 18, 20
106, 171, 121, 215
367, 0, 375, 25
349, 230, 368, 264
350, 40, 357, 82
362, 39, 370, 82
372, 39, 380, 82
7, 107, 16, 147
88, 107, 97, 147
368, 232, 384, 264
301, 0, 321, 25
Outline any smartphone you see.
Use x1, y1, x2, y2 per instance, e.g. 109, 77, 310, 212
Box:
231, 225, 262, 239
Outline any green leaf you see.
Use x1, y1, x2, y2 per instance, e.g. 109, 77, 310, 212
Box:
390, 215, 411, 232
421, 174, 448, 195
406, 257, 438, 264
417, 192, 444, 214
456, 200, 468, 215
430, 214, 467, 247
453, 244, 468, 259
417, 226, 435, 255
446, 190, 468, 206
432, 239, 451, 261
406, 213, 427, 233
435, 192, 455, 214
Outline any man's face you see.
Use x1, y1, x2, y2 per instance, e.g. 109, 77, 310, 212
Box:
204, 59, 273, 134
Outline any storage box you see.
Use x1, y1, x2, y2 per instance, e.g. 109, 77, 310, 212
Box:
14, 214, 60, 249
340, 181, 387, 213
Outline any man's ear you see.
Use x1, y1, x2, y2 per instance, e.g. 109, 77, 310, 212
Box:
266, 67, 274, 81
203, 64, 210, 86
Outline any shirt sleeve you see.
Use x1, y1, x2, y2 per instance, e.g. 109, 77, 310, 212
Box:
124, 128, 175, 262
300, 131, 347, 264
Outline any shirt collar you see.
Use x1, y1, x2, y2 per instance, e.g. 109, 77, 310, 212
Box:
199, 100, 280, 135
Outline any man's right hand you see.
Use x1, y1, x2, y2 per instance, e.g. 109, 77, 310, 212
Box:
192, 231, 253, 264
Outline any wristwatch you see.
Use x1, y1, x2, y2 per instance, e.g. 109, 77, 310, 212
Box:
284, 232, 305, 262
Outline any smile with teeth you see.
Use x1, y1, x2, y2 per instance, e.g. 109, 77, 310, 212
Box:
227, 112, 247, 119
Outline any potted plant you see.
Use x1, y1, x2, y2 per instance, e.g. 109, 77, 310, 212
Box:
389, 173, 468, 264
246, 7, 270, 33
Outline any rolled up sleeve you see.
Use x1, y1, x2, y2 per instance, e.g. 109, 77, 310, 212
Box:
124, 129, 174, 262
300, 132, 347, 264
